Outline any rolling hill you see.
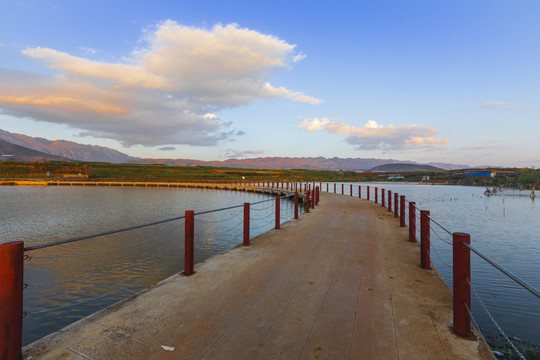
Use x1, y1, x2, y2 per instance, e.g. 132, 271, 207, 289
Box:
0, 129, 136, 163
0, 139, 68, 161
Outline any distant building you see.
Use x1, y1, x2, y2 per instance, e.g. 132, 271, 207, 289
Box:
494, 170, 516, 177
463, 170, 493, 178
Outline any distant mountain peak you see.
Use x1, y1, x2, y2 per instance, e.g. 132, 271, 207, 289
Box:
0, 129, 137, 163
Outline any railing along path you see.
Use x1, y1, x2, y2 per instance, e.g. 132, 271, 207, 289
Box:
0, 182, 318, 360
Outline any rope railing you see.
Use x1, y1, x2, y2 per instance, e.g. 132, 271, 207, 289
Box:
23, 214, 187, 252
463, 242, 540, 300
467, 280, 527, 360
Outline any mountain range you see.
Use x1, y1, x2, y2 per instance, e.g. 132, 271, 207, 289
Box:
0, 129, 469, 171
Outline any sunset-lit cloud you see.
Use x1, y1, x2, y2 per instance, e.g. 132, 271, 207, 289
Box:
0, 21, 319, 147
298, 117, 449, 151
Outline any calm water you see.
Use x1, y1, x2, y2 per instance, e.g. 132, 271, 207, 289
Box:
334, 182, 540, 348
0, 186, 297, 346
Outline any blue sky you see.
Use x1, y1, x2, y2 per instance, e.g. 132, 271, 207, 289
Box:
1, 0, 539, 167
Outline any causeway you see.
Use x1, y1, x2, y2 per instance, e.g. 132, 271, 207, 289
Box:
24, 192, 493, 359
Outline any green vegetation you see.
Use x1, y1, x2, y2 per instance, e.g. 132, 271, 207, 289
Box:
0, 161, 371, 182
1, 161, 539, 188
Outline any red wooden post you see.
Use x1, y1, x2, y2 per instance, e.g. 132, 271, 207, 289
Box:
294, 191, 299, 219
275, 196, 280, 229
334, 183, 336, 193
453, 232, 471, 337
409, 202, 416, 242
244, 203, 250, 245
341, 183, 344, 195
420, 210, 431, 270
400, 195, 406, 227
0, 241, 23, 360
388, 190, 392, 211
311, 188, 315, 209
306, 191, 310, 213
382, 189, 385, 207
358, 185, 361, 198
184, 210, 195, 275
367, 186, 370, 201
316, 186, 320, 205
394, 193, 398, 217
375, 187, 378, 203
326, 183, 329, 192
350, 184, 353, 196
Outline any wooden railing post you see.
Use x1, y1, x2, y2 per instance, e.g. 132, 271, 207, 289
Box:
453, 232, 471, 337
409, 202, 416, 242
184, 210, 195, 275
367, 186, 370, 201
294, 191, 299, 219
350, 184, 353, 196
358, 185, 361, 198
275, 196, 280, 229
341, 183, 344, 195
420, 210, 431, 269
311, 188, 315, 209
334, 183, 336, 193
400, 196, 406, 227
375, 187, 378, 203
394, 193, 398, 217
316, 186, 320, 205
0, 241, 23, 360
388, 190, 392, 212
244, 203, 250, 245
382, 189, 385, 207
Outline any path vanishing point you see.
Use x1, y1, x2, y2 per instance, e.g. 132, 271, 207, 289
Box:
23, 192, 494, 360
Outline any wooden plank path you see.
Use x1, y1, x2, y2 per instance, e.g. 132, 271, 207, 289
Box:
23, 192, 493, 360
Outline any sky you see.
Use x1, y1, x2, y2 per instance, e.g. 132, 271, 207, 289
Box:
0, 0, 539, 167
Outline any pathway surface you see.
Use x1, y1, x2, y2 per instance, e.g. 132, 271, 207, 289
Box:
24, 193, 493, 360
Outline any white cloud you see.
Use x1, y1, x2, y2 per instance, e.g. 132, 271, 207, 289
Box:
224, 149, 264, 158
292, 52, 306, 62
0, 21, 318, 147
480, 100, 506, 108
298, 117, 449, 151
78, 47, 98, 55
479, 100, 517, 110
